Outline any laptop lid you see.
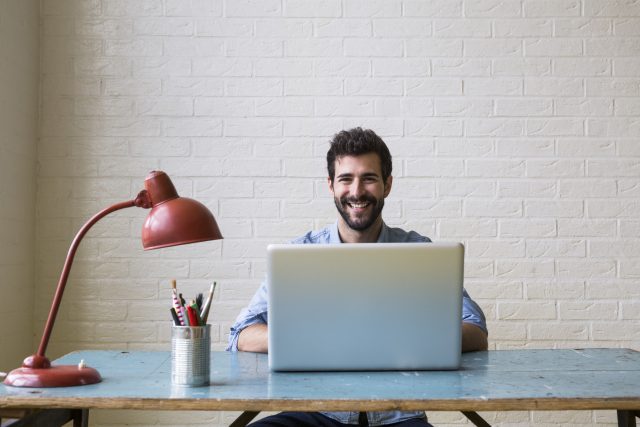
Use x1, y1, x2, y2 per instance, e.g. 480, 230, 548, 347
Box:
267, 242, 463, 371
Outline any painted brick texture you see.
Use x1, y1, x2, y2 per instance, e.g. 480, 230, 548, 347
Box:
36, 0, 640, 426
0, 0, 38, 373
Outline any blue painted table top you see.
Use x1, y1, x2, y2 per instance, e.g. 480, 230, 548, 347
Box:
1, 349, 639, 412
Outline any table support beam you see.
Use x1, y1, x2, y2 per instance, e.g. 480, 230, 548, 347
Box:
462, 411, 492, 427
230, 411, 260, 427
0, 408, 87, 427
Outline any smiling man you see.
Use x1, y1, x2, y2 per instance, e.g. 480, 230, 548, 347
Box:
227, 127, 488, 427
331, 151, 389, 242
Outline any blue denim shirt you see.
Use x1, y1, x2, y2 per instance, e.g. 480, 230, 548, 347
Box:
227, 221, 488, 426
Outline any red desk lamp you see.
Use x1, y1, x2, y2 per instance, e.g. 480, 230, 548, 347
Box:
3, 171, 222, 387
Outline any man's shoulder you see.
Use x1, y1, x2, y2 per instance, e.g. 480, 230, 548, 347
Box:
290, 227, 333, 244
384, 224, 432, 243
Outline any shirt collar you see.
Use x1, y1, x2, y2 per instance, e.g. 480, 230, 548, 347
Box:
328, 221, 342, 243
330, 220, 389, 243
376, 221, 390, 243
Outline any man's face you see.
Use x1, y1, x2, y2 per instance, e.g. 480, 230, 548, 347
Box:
329, 153, 392, 232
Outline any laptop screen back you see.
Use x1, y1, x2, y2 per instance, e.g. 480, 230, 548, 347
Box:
267, 242, 464, 371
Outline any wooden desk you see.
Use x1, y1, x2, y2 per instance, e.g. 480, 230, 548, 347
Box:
1, 349, 639, 427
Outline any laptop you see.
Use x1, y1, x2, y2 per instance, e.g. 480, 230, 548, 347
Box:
267, 242, 464, 371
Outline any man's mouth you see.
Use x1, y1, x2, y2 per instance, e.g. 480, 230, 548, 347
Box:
348, 201, 370, 209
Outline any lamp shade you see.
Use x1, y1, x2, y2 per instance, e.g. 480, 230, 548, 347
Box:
141, 171, 223, 250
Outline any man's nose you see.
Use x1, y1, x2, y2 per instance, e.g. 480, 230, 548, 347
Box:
350, 180, 365, 197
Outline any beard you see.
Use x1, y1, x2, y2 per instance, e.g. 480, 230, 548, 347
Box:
334, 194, 385, 232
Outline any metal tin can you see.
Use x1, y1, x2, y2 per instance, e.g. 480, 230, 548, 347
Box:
171, 324, 210, 387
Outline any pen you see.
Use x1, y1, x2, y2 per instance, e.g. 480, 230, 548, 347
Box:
190, 300, 204, 326
195, 293, 203, 311
186, 305, 199, 326
169, 308, 180, 326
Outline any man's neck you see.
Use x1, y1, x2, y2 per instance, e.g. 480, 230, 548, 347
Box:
337, 217, 383, 243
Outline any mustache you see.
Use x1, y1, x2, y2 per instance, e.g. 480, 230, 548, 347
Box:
340, 195, 377, 205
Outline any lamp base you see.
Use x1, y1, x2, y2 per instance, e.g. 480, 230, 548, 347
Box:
4, 364, 102, 388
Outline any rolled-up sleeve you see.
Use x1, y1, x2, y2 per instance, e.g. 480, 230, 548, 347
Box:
462, 289, 488, 335
226, 279, 269, 351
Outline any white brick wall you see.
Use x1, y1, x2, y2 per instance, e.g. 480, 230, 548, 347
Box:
24, 0, 640, 425
0, 0, 38, 372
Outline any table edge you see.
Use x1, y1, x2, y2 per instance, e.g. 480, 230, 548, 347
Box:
2, 397, 640, 412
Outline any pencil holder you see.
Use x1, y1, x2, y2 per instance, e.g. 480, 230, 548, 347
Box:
171, 324, 210, 387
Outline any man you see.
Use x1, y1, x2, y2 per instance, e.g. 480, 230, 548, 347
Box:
227, 127, 488, 427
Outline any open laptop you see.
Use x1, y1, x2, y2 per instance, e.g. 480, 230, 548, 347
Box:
267, 242, 464, 371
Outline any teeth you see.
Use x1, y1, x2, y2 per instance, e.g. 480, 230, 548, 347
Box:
350, 202, 369, 208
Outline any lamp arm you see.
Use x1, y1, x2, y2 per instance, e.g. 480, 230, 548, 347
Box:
34, 192, 151, 362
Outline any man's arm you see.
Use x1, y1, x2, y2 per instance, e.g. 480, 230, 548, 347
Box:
227, 278, 269, 352
462, 322, 488, 352
238, 323, 486, 353
237, 323, 269, 353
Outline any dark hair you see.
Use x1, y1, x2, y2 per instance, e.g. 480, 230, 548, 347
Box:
326, 127, 392, 183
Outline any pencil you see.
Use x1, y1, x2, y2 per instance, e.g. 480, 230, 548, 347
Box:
171, 279, 185, 326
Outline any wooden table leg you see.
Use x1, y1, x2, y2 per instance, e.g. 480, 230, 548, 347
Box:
71, 408, 89, 427
229, 411, 260, 427
617, 410, 637, 427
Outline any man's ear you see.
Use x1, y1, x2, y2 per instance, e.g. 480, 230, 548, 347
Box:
327, 177, 335, 195
383, 176, 393, 198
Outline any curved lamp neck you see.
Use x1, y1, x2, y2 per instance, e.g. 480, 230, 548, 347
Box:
34, 197, 147, 361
